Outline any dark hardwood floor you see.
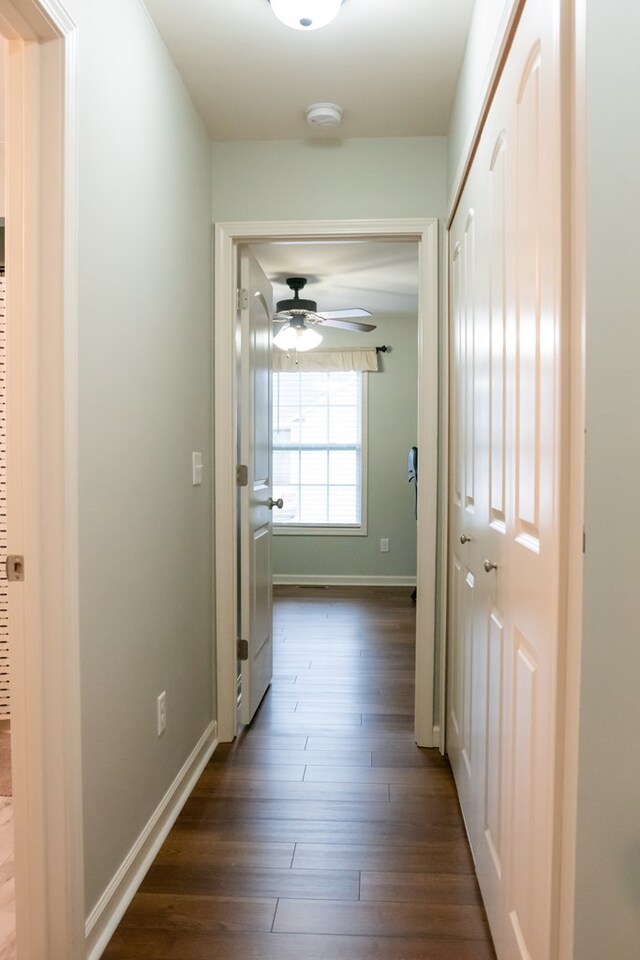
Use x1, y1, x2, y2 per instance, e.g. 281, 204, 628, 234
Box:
103, 585, 496, 959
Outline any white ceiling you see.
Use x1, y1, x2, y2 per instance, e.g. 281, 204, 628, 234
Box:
143, 0, 474, 141
142, 1, 469, 318
250, 240, 420, 317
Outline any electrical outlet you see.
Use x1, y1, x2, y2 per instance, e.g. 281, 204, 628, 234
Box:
380, 538, 390, 553
157, 691, 167, 736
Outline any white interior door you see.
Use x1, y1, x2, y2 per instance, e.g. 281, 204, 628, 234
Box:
447, 0, 563, 957
498, 3, 562, 954
447, 165, 489, 852
238, 249, 275, 725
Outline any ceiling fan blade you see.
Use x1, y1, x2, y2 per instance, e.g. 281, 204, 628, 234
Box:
317, 318, 377, 332
319, 308, 373, 320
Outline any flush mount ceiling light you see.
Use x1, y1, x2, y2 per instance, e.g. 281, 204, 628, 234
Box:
269, 0, 343, 31
273, 317, 323, 352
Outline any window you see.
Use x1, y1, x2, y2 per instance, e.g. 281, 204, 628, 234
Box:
272, 369, 367, 534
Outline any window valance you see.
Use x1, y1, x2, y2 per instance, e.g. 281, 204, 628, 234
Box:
272, 347, 380, 374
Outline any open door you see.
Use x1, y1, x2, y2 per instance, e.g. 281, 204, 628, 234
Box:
237, 249, 276, 725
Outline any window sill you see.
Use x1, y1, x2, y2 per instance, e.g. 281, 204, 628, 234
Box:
273, 524, 368, 537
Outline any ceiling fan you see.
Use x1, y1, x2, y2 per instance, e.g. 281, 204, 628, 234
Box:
273, 276, 376, 351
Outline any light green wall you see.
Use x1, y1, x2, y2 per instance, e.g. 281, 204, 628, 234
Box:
66, 0, 214, 914
272, 314, 418, 581
212, 136, 447, 222
212, 138, 445, 582
574, 2, 640, 955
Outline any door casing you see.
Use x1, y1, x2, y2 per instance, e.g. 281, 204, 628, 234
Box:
214, 219, 441, 747
2, 1, 85, 957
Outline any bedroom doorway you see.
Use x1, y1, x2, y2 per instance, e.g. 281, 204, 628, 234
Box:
213, 219, 442, 750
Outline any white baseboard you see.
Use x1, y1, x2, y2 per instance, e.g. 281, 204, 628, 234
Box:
85, 720, 218, 960
273, 574, 417, 587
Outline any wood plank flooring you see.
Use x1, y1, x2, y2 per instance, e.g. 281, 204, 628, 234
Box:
103, 586, 495, 959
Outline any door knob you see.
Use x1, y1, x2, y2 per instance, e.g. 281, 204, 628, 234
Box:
483, 559, 498, 573
460, 534, 472, 544
268, 498, 284, 510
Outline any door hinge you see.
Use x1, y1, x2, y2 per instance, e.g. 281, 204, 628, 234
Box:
237, 287, 249, 311
236, 463, 248, 487
6, 555, 25, 582
237, 639, 249, 661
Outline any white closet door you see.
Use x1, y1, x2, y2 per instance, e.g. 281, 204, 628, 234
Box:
448, 158, 490, 859
447, 0, 563, 957
448, 197, 473, 821
500, 0, 562, 955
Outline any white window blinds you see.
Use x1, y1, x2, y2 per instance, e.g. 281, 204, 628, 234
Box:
272, 369, 365, 529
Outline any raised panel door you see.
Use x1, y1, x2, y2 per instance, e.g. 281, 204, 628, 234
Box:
501, 1, 562, 955
447, 1, 563, 958
239, 250, 275, 725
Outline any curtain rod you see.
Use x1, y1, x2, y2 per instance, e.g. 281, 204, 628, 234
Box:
376, 345, 388, 353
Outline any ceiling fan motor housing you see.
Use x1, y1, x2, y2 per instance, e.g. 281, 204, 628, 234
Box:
276, 276, 318, 314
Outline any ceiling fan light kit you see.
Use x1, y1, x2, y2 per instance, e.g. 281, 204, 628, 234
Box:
269, 0, 343, 31
273, 319, 323, 352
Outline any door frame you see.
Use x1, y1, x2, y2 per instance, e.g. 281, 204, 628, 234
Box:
1, 1, 85, 957
214, 218, 440, 746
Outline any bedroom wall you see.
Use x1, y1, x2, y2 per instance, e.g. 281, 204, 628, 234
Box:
271, 313, 419, 583
212, 137, 444, 584
64, 0, 214, 917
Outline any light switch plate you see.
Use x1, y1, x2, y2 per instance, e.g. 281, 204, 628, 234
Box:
192, 452, 203, 486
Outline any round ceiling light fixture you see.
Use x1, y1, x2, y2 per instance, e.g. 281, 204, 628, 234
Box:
306, 102, 343, 128
269, 0, 343, 31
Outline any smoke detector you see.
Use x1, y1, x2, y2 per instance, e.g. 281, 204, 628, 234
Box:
306, 102, 343, 129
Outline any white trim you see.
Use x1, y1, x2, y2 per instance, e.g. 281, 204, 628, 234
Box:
273, 527, 368, 537
3, 4, 84, 958
85, 722, 218, 960
215, 219, 439, 748
273, 575, 417, 588
556, 1, 585, 955
412, 220, 439, 748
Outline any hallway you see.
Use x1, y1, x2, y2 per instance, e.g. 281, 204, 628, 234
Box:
103, 586, 495, 959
